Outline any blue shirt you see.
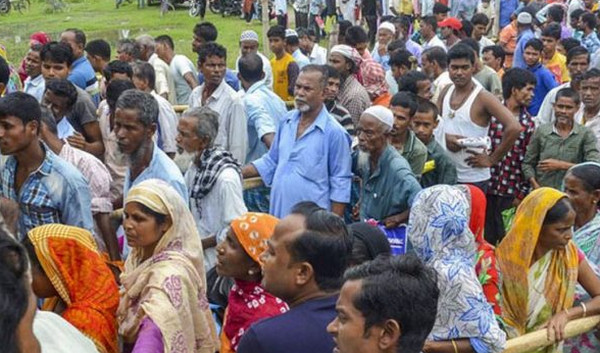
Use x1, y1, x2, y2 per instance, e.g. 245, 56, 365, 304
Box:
253, 106, 352, 218
512, 29, 535, 69
57, 117, 75, 139
23, 75, 45, 103
499, 0, 519, 28
582, 32, 600, 56
237, 295, 337, 353
0, 144, 94, 239
68, 56, 100, 107
371, 48, 391, 71
292, 49, 310, 69
123, 144, 188, 202
243, 81, 288, 164
198, 68, 240, 91
528, 63, 558, 116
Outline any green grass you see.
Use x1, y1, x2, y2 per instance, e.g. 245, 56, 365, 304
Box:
0, 0, 271, 67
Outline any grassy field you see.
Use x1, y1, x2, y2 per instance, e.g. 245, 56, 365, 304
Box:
0, 0, 272, 67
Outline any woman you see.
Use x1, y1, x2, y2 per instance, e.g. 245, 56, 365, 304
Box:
0, 44, 23, 94
23, 224, 119, 353
457, 185, 501, 318
216, 212, 288, 353
409, 185, 506, 353
361, 59, 392, 107
562, 163, 600, 353
497, 187, 600, 353
348, 222, 392, 266
118, 179, 217, 353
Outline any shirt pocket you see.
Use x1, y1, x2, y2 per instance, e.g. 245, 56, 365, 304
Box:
288, 140, 327, 184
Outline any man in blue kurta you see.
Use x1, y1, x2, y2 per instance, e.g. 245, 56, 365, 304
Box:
242, 65, 352, 218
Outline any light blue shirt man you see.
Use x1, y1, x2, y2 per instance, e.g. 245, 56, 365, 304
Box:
252, 106, 352, 218
512, 28, 535, 69
23, 75, 45, 103
292, 49, 310, 69
243, 80, 288, 164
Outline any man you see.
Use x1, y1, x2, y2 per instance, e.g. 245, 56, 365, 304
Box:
546, 5, 572, 39
389, 92, 428, 178
235, 30, 274, 89
40, 42, 105, 157
438, 44, 521, 191
352, 105, 421, 226
324, 65, 353, 135
580, 12, 600, 54
131, 61, 179, 158
346, 26, 372, 60
541, 23, 570, 84
482, 45, 506, 78
42, 79, 79, 139
114, 89, 187, 203
461, 38, 503, 100
268, 25, 300, 101
499, 0, 518, 29
38, 106, 118, 261
176, 107, 246, 271
328, 45, 370, 125
499, 17, 518, 68
486, 68, 536, 245
298, 28, 327, 65
523, 87, 600, 190
307, 0, 325, 42
371, 22, 396, 71
155, 35, 198, 105
577, 69, 600, 150
421, 47, 452, 103
420, 16, 446, 51
294, 0, 309, 29
438, 17, 462, 49
84, 39, 111, 75
136, 34, 176, 104
60, 29, 100, 106
472, 13, 495, 54
512, 12, 536, 68
115, 39, 139, 63
523, 38, 559, 116
538, 46, 590, 125
188, 42, 248, 164
0, 92, 94, 240
237, 206, 352, 353
23, 44, 44, 102
433, 2, 449, 23
103, 60, 133, 83
242, 65, 352, 218
412, 99, 457, 187
398, 70, 433, 101
286, 29, 310, 69
327, 255, 439, 353
393, 17, 423, 63
361, 0, 380, 46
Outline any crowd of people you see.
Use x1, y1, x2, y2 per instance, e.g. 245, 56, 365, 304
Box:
2, 0, 600, 352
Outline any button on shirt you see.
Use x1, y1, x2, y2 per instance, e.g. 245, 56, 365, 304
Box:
0, 144, 94, 240
253, 106, 352, 218
23, 75, 45, 102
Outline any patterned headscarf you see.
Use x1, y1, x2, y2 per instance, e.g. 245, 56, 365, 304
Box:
28, 224, 119, 353
361, 59, 388, 98
230, 212, 279, 264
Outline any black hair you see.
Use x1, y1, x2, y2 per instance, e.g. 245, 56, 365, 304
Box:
416, 97, 439, 120
346, 26, 369, 46
567, 164, 600, 192
343, 254, 439, 353
461, 20, 473, 37
524, 38, 543, 52
570, 8, 586, 21
541, 23, 562, 40
45, 78, 78, 108
390, 91, 418, 116
583, 68, 600, 81
30, 43, 43, 52
388, 39, 406, 53
64, 28, 86, 46
290, 201, 324, 218
561, 38, 581, 55
380, 15, 395, 23
338, 20, 352, 39
155, 35, 175, 50
238, 53, 264, 83
40, 42, 74, 66
422, 47, 447, 69
106, 79, 136, 111
398, 70, 429, 95
117, 39, 141, 60
40, 106, 58, 135
447, 44, 476, 65
0, 92, 41, 126
471, 13, 490, 26
482, 45, 505, 67
460, 38, 480, 57
267, 25, 286, 39
198, 42, 227, 65
581, 12, 598, 30
502, 68, 536, 100
132, 61, 156, 90
0, 56, 8, 87
421, 15, 438, 32
288, 210, 352, 291
547, 5, 564, 23
193, 22, 218, 42
543, 197, 574, 225
556, 86, 581, 105
137, 203, 168, 224
389, 49, 415, 70
103, 60, 133, 82
325, 65, 341, 80
285, 34, 300, 46
85, 39, 111, 61
566, 45, 590, 64
348, 223, 391, 266
0, 234, 30, 353
396, 15, 412, 32
433, 2, 449, 14
296, 27, 309, 39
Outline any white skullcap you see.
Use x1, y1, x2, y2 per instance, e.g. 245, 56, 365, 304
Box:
362, 105, 394, 129
285, 29, 298, 38
240, 30, 259, 42
378, 22, 396, 34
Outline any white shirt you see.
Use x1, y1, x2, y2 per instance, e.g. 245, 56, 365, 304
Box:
576, 108, 600, 151
34, 311, 99, 353
149, 53, 177, 105
188, 80, 248, 163
432, 71, 453, 104
423, 35, 447, 52
478, 36, 495, 55
24, 75, 45, 103
235, 51, 274, 89
56, 117, 75, 139
308, 44, 328, 65
170, 54, 197, 104
151, 91, 179, 154
536, 82, 584, 126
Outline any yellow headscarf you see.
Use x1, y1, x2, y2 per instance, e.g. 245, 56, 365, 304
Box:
497, 188, 579, 336
230, 213, 279, 264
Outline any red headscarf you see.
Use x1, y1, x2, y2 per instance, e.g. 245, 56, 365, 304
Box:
30, 32, 51, 46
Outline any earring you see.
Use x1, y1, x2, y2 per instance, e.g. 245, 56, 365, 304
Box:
248, 269, 255, 275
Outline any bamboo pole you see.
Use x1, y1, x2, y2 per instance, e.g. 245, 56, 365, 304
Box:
261, 0, 270, 57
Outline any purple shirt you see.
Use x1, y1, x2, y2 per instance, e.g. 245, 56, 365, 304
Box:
561, 24, 573, 40
406, 39, 423, 64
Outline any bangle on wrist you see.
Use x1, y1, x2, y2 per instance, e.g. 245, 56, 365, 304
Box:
581, 302, 588, 318
451, 339, 459, 353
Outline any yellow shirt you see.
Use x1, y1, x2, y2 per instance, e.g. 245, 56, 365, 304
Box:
271, 53, 296, 101
543, 51, 570, 84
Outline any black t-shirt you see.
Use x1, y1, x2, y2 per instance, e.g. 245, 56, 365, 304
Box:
361, 0, 377, 16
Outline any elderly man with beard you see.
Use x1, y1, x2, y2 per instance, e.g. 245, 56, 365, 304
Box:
351, 105, 421, 227
242, 65, 352, 218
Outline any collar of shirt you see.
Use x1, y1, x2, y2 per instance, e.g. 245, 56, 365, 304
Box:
368, 144, 396, 180
246, 80, 268, 95
200, 79, 229, 104
25, 74, 44, 87
286, 104, 329, 133
551, 122, 581, 136
6, 142, 54, 179
71, 55, 86, 69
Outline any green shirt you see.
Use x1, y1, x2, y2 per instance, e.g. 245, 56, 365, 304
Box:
395, 130, 428, 178
523, 122, 600, 190
421, 139, 458, 188
352, 145, 422, 221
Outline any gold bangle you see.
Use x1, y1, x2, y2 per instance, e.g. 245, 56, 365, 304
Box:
581, 302, 588, 318
451, 339, 459, 353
